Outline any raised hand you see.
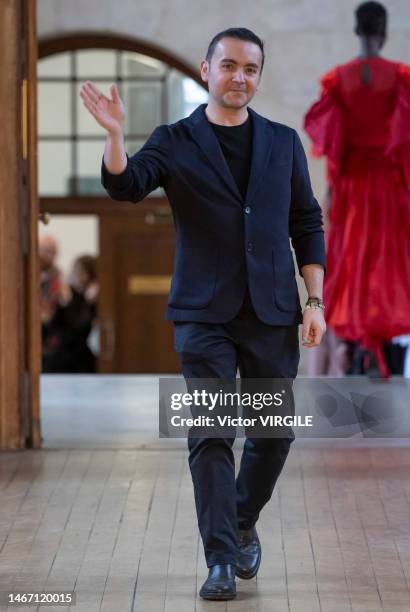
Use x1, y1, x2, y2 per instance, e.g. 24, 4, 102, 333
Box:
79, 81, 125, 135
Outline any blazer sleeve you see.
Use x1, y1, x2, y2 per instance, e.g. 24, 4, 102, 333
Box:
289, 130, 326, 276
101, 125, 170, 202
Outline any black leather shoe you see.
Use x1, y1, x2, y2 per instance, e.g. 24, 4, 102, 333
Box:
236, 526, 261, 579
199, 563, 237, 600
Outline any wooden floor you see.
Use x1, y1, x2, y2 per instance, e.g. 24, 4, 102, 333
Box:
1, 444, 410, 611
1, 375, 409, 611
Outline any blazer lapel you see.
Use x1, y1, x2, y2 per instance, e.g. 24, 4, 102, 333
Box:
245, 107, 274, 203
189, 104, 243, 202
188, 104, 274, 205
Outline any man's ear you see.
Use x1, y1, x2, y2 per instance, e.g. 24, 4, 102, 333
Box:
200, 59, 209, 83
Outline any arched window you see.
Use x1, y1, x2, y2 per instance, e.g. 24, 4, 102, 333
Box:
38, 45, 207, 197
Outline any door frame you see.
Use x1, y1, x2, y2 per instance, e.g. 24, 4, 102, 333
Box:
0, 0, 39, 450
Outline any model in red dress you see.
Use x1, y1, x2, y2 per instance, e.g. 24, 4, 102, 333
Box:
304, 1, 410, 377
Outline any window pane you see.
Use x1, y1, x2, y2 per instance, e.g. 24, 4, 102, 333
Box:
182, 76, 208, 116
76, 81, 113, 136
37, 50, 201, 199
121, 52, 166, 78
39, 141, 72, 196
167, 71, 208, 123
124, 82, 162, 135
38, 83, 71, 136
77, 141, 106, 195
167, 70, 185, 123
76, 49, 117, 78
124, 139, 146, 156
38, 54, 71, 78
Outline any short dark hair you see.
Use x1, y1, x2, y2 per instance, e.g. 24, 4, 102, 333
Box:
206, 27, 265, 71
75, 254, 97, 282
355, 1, 387, 36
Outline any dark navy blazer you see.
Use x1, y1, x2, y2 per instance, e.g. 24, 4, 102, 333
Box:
101, 104, 326, 325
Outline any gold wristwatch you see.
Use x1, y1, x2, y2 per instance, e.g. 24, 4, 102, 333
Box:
304, 296, 325, 310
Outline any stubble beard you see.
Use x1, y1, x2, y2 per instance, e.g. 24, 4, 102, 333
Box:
219, 91, 250, 110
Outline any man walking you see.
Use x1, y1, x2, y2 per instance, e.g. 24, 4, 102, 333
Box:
80, 27, 326, 600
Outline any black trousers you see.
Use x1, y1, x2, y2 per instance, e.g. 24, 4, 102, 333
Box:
173, 291, 300, 567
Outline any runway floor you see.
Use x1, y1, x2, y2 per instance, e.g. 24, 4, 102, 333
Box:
0, 375, 409, 611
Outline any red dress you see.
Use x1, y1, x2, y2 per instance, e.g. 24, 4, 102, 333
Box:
304, 57, 410, 377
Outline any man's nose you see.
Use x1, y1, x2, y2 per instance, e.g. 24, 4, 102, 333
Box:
232, 70, 246, 82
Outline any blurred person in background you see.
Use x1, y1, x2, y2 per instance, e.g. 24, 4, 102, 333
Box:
40, 233, 71, 368
70, 255, 99, 318
39, 234, 66, 324
304, 1, 410, 378
42, 254, 98, 373
70, 254, 100, 361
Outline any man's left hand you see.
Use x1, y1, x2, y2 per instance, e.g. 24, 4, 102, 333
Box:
302, 308, 326, 347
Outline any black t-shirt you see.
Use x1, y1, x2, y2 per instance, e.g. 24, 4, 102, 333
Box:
210, 114, 253, 200
210, 114, 255, 317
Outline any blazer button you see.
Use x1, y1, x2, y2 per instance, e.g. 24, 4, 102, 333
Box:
247, 242, 253, 252
245, 206, 251, 214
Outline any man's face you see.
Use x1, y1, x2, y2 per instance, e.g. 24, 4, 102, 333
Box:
39, 237, 57, 271
201, 37, 263, 109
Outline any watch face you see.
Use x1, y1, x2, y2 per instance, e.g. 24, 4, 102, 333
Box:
306, 298, 324, 309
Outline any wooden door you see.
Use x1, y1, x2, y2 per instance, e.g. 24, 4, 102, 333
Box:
99, 201, 180, 373
0, 0, 40, 449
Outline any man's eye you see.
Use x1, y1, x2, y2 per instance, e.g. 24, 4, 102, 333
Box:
222, 64, 233, 69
